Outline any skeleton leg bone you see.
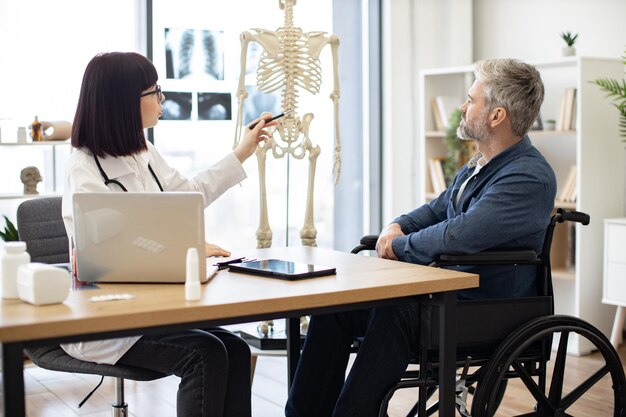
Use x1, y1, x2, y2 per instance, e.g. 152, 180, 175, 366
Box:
299, 113, 319, 247
256, 142, 273, 249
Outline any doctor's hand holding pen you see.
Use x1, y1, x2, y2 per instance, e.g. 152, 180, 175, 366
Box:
234, 111, 291, 162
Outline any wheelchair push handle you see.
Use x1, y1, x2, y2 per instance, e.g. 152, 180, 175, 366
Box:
360, 235, 379, 248
556, 208, 590, 225
350, 235, 379, 254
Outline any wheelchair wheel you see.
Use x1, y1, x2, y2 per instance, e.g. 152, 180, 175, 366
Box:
471, 315, 626, 417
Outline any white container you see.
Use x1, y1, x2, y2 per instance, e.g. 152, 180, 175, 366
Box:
185, 248, 201, 301
17, 127, 27, 144
17, 263, 70, 305
2, 242, 31, 299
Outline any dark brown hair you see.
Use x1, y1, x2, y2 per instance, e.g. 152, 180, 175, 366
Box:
71, 52, 158, 157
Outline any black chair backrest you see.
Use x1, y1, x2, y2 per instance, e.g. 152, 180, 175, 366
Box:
17, 197, 69, 264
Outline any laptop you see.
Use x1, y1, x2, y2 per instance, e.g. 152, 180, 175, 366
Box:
72, 192, 207, 283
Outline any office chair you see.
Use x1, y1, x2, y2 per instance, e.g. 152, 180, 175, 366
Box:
17, 197, 167, 417
352, 209, 626, 417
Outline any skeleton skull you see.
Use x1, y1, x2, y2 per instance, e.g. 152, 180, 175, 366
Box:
20, 166, 42, 195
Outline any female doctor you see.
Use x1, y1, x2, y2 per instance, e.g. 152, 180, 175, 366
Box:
61, 52, 275, 417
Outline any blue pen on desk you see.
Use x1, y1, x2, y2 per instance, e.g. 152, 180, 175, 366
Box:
248, 110, 293, 130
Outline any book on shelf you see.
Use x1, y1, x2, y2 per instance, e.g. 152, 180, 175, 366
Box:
570, 96, 577, 130
556, 88, 577, 131
558, 165, 577, 203
566, 221, 576, 270
431, 99, 446, 131
431, 96, 460, 131
556, 96, 566, 131
428, 157, 447, 195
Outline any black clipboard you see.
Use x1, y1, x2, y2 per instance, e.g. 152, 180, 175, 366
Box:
228, 259, 336, 281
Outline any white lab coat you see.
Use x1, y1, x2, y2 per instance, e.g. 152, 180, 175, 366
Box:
60, 141, 246, 364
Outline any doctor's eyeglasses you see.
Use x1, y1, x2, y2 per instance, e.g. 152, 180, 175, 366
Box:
141, 85, 163, 101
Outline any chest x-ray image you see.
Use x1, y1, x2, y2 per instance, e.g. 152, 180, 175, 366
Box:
198, 92, 232, 121
161, 91, 192, 120
165, 28, 224, 80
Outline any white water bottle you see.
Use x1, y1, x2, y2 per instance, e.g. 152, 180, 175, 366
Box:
2, 242, 31, 299
185, 248, 201, 301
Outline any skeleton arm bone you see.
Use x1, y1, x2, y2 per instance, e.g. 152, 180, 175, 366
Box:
233, 31, 252, 150
303, 32, 341, 184
329, 34, 341, 185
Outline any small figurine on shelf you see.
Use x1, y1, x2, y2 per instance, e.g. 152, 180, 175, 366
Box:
29, 116, 43, 141
20, 166, 42, 194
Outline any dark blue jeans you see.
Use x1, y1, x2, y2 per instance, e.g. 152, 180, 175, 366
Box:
285, 303, 421, 417
116, 328, 250, 417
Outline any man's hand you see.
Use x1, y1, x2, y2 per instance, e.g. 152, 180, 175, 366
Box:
376, 223, 404, 260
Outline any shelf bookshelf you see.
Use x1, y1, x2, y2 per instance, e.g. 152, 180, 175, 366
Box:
419, 57, 625, 355
0, 141, 70, 205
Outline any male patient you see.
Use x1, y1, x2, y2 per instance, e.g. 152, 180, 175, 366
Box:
285, 58, 557, 417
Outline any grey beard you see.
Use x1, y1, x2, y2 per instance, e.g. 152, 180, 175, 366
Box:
457, 123, 487, 142
457, 126, 479, 142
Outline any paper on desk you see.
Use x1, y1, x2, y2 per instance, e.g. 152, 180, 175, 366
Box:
206, 264, 219, 281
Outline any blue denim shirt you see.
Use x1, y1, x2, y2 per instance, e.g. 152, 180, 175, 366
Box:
391, 136, 557, 300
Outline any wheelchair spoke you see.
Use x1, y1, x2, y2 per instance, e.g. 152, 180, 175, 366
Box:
511, 360, 553, 412
548, 331, 569, 404
560, 365, 610, 410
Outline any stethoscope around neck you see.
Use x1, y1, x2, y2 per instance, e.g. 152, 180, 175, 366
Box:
93, 155, 164, 192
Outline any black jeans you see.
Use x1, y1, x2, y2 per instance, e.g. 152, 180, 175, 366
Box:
116, 328, 251, 417
285, 303, 421, 417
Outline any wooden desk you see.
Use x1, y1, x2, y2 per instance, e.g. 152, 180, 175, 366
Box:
0, 246, 478, 417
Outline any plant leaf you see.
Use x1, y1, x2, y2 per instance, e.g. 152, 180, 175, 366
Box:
1, 215, 19, 241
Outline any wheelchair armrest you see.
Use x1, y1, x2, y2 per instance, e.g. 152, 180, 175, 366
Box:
431, 250, 540, 267
351, 235, 541, 269
350, 235, 379, 254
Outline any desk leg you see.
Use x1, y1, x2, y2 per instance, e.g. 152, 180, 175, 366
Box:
286, 317, 301, 391
435, 291, 457, 417
2, 342, 26, 417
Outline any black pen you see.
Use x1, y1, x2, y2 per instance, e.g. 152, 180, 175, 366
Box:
248, 109, 293, 130
213, 257, 257, 270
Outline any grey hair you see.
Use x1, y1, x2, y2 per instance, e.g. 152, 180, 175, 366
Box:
473, 59, 544, 137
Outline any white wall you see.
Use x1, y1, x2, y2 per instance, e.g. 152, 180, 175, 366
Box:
0, 0, 142, 129
382, 0, 472, 223
473, 0, 626, 62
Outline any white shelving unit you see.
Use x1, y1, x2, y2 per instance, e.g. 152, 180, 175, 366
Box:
0, 141, 71, 242
0, 140, 70, 198
603, 218, 626, 349
419, 57, 624, 355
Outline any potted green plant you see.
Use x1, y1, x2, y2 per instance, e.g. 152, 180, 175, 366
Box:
591, 48, 626, 141
442, 109, 474, 185
560, 31, 578, 56
0, 215, 19, 242
544, 119, 556, 131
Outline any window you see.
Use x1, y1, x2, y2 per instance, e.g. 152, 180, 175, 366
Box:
0, 0, 375, 253
0, 0, 137, 214
149, 0, 342, 250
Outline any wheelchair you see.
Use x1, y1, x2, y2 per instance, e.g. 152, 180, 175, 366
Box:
350, 208, 626, 417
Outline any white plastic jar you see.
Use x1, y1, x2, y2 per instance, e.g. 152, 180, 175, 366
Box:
2, 242, 31, 299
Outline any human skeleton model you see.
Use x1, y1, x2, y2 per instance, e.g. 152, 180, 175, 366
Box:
233, 0, 341, 250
